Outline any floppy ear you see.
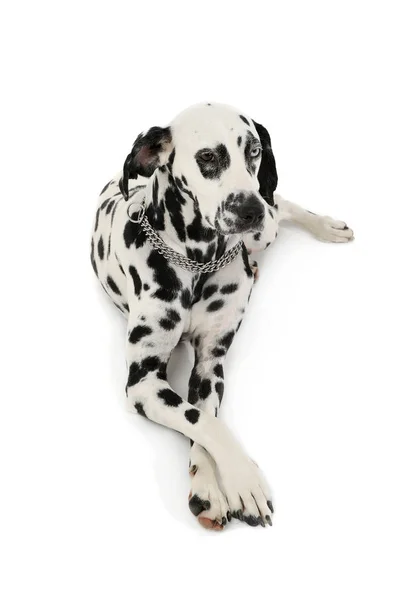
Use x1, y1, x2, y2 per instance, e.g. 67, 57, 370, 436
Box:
252, 120, 278, 205
119, 126, 172, 200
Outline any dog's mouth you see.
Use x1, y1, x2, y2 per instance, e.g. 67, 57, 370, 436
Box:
215, 212, 265, 236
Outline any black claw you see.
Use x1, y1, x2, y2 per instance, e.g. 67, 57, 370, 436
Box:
236, 509, 244, 521
343, 225, 349, 230
259, 517, 266, 528
265, 515, 273, 526
222, 517, 227, 526
227, 511, 231, 522
188, 494, 211, 516
267, 500, 274, 513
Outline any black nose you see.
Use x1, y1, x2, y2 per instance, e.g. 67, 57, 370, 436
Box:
236, 196, 265, 226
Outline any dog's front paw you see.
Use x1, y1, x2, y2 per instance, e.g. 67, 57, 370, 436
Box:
218, 457, 273, 527
310, 215, 354, 243
188, 459, 230, 531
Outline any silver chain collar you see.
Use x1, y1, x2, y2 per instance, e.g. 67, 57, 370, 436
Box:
127, 200, 243, 273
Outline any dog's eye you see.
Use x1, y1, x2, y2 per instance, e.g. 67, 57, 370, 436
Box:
200, 151, 215, 162
250, 147, 261, 158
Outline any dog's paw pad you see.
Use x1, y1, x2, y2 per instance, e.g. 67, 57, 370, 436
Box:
197, 516, 224, 531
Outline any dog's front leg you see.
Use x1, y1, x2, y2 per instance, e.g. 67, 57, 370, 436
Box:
126, 298, 273, 529
187, 351, 230, 530
276, 194, 354, 242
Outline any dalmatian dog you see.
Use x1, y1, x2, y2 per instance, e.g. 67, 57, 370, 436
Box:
90, 103, 353, 530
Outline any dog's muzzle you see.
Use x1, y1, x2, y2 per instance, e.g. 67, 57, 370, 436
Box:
233, 194, 265, 232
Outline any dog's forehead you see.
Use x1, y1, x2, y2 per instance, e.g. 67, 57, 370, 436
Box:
170, 103, 253, 146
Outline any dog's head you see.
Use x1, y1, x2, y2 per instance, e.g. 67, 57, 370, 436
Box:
119, 103, 278, 236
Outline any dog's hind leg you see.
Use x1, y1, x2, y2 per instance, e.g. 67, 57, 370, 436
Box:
276, 194, 354, 242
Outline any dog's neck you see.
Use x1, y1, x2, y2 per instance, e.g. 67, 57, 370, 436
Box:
142, 167, 235, 264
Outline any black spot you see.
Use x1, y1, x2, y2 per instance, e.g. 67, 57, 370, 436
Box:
143, 356, 161, 372
213, 364, 224, 379
215, 381, 225, 402
220, 331, 234, 350
157, 362, 167, 380
123, 303, 129, 312
240, 115, 250, 125
105, 199, 115, 214
207, 299, 224, 312
94, 209, 100, 232
107, 276, 121, 295
195, 144, 231, 180
188, 388, 199, 405
188, 494, 210, 516
107, 234, 111, 258
143, 283, 150, 290
128, 325, 152, 344
129, 265, 142, 296
165, 187, 186, 242
202, 284, 218, 300
199, 379, 211, 400
237, 135, 242, 147
242, 245, 253, 278
97, 236, 104, 260
212, 347, 226, 358
167, 148, 176, 169
180, 288, 192, 309
186, 213, 216, 243
221, 283, 238, 294
158, 388, 182, 407
90, 239, 98, 275
123, 220, 146, 249
254, 232, 261, 241
185, 408, 200, 424
134, 402, 147, 417
159, 310, 181, 331
127, 356, 161, 387
100, 198, 110, 210
186, 247, 204, 263
188, 368, 201, 405
148, 250, 181, 302
146, 196, 165, 231
152, 176, 159, 207
168, 309, 181, 322
181, 175, 188, 185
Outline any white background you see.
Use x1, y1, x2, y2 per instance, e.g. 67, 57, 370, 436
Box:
1, 1, 405, 598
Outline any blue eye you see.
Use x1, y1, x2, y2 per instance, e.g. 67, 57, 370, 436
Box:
251, 147, 261, 158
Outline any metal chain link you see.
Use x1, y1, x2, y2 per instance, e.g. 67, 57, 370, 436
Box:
127, 201, 243, 273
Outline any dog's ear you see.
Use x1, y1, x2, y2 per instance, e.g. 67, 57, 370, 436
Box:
252, 120, 278, 205
119, 126, 173, 200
